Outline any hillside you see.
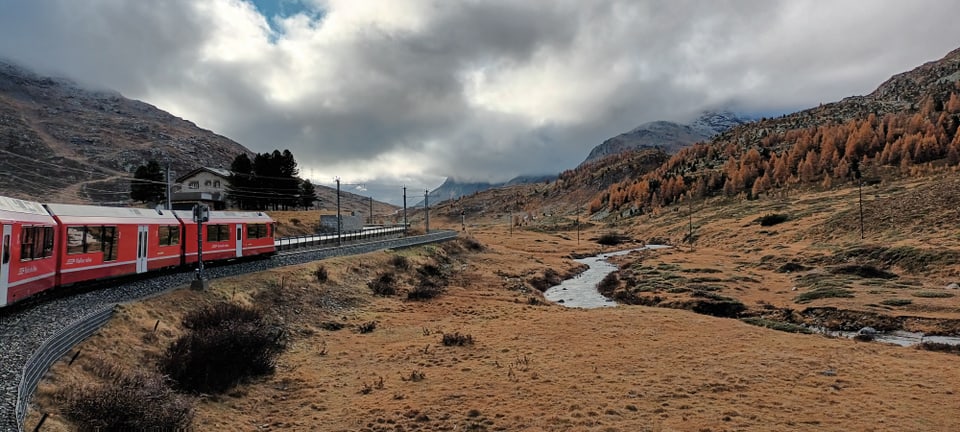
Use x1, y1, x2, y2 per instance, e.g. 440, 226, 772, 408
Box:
586, 46, 960, 216
0, 61, 253, 203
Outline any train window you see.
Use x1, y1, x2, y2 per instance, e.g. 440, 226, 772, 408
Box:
2, 234, 9, 264
247, 224, 267, 239
86, 226, 103, 253
159, 225, 180, 246
20, 226, 36, 261
101, 226, 117, 261
43, 227, 54, 257
67, 227, 85, 254
206, 224, 231, 242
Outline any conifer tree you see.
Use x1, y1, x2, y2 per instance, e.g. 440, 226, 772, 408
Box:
130, 160, 165, 204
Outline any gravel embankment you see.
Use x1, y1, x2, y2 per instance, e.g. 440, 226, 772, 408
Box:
0, 230, 457, 431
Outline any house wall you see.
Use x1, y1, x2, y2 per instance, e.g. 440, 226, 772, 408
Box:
178, 171, 227, 194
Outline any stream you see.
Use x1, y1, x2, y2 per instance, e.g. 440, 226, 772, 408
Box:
543, 245, 668, 308
544, 246, 960, 347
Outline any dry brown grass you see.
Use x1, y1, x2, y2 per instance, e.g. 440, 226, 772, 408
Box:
24, 172, 960, 431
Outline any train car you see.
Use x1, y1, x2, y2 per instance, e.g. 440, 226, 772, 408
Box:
45, 203, 183, 286
0, 196, 59, 307
174, 210, 275, 265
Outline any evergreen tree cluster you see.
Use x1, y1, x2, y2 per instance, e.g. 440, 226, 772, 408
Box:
130, 160, 166, 204
226, 150, 318, 210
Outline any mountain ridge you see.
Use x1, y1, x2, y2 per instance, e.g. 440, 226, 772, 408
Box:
0, 60, 254, 204
581, 110, 751, 165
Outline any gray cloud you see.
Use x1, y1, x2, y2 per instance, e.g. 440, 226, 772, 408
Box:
2, 0, 960, 204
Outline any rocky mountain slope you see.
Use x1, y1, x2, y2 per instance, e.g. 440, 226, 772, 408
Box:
421, 174, 556, 207
0, 61, 253, 203
582, 110, 751, 164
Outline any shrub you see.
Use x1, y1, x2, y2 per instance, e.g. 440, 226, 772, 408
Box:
912, 291, 955, 298
597, 232, 628, 246
829, 264, 897, 279
357, 321, 377, 334
528, 268, 563, 292
408, 280, 445, 300
880, 298, 913, 307
741, 317, 813, 334
390, 255, 410, 270
162, 303, 285, 394
320, 321, 345, 331
368, 272, 398, 296
596, 272, 620, 296
917, 341, 960, 354
417, 263, 444, 279
794, 287, 855, 304
442, 332, 474, 346
57, 368, 193, 431
314, 265, 329, 283
182, 302, 263, 330
291, 218, 301, 226
758, 214, 789, 227
461, 236, 484, 251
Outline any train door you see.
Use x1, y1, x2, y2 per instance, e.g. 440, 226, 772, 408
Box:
136, 225, 149, 273
235, 224, 243, 257
0, 225, 11, 307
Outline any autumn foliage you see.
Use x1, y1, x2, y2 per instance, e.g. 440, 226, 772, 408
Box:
591, 91, 960, 214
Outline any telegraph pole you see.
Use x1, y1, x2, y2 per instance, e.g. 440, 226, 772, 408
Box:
165, 163, 173, 210
369, 196, 374, 225
424, 190, 430, 233
336, 177, 342, 246
402, 186, 408, 234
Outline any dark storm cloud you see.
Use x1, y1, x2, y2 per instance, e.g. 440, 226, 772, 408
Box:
2, 0, 960, 200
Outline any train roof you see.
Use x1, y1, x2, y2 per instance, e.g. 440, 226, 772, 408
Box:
0, 195, 49, 216
0, 195, 56, 224
44, 203, 180, 223
173, 210, 274, 224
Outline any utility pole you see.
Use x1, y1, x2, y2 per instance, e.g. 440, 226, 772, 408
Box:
851, 158, 864, 240
858, 174, 864, 240
688, 193, 693, 241
165, 163, 172, 210
336, 177, 342, 246
402, 186, 408, 235
424, 189, 430, 233
369, 196, 374, 225
190, 204, 209, 290
576, 205, 581, 245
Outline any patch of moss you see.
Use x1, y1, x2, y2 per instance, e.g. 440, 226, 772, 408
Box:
741, 317, 813, 334
794, 287, 855, 304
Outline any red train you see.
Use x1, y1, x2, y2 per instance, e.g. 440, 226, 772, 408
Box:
0, 195, 275, 308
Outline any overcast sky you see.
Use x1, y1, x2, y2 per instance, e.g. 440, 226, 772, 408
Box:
2, 0, 960, 204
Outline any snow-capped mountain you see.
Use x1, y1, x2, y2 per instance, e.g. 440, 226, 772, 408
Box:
582, 111, 752, 165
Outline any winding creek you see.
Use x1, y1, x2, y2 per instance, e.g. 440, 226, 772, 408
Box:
544, 245, 668, 308
545, 246, 960, 347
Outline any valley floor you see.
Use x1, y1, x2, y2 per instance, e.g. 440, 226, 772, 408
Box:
25, 172, 960, 431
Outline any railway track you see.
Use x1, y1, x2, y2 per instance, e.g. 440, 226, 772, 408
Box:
1, 230, 457, 431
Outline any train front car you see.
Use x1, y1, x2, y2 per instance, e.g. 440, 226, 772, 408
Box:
0, 195, 58, 307
44, 204, 182, 286
174, 210, 275, 265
